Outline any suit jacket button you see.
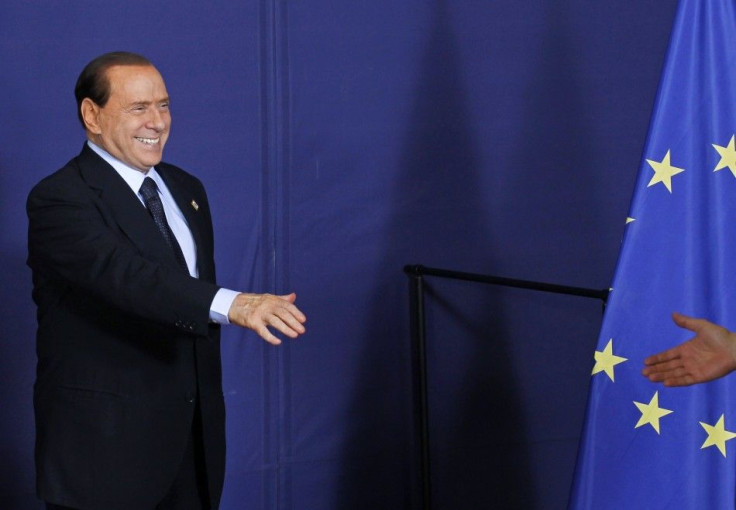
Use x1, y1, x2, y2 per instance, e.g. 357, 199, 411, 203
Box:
185, 393, 195, 403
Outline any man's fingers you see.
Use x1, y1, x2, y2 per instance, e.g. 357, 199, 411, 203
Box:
255, 298, 307, 341
663, 374, 696, 387
281, 301, 306, 324
271, 294, 307, 325
278, 292, 297, 304
280, 313, 306, 335
256, 323, 283, 345
643, 357, 682, 375
645, 372, 667, 383
266, 300, 306, 333
254, 312, 303, 344
643, 361, 686, 383
266, 314, 301, 339
673, 312, 706, 334
672, 312, 688, 327
643, 348, 680, 366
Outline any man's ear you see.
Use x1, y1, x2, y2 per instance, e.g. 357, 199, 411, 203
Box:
80, 98, 102, 134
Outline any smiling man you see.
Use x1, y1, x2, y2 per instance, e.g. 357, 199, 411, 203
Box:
27, 52, 306, 510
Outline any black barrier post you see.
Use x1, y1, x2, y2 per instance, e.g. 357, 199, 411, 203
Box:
407, 267, 432, 510
403, 264, 609, 510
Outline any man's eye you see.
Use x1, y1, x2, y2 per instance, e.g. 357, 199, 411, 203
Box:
159, 103, 170, 110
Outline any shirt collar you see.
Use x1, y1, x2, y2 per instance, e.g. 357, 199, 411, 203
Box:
87, 140, 163, 195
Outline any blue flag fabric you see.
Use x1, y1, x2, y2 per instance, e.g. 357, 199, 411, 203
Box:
569, 1, 736, 508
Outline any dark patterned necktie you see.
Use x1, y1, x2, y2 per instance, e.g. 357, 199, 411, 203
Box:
139, 177, 189, 273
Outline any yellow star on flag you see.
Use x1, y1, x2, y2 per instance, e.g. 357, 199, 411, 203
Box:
634, 391, 673, 434
713, 135, 736, 177
646, 150, 684, 193
626, 217, 636, 224
700, 414, 736, 457
592, 339, 627, 382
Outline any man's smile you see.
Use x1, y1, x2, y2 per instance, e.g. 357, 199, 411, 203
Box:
135, 136, 160, 145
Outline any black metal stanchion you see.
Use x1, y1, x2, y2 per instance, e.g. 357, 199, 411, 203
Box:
407, 266, 432, 510
404, 264, 608, 509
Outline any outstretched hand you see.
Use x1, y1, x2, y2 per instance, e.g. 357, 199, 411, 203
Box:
228, 292, 306, 345
642, 312, 736, 386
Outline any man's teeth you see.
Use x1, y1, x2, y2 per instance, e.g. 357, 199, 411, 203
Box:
135, 137, 159, 145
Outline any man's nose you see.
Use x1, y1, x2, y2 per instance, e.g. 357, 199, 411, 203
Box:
147, 108, 167, 131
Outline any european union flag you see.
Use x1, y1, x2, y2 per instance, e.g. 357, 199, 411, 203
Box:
569, 1, 736, 508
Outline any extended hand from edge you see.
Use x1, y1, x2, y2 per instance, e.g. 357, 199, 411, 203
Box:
228, 292, 306, 345
642, 312, 736, 386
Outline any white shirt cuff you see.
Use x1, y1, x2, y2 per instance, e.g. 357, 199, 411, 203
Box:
209, 288, 240, 325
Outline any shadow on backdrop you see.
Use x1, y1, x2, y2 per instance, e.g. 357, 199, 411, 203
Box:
0, 242, 41, 509
503, 4, 611, 506
506, 2, 601, 283
336, 0, 532, 507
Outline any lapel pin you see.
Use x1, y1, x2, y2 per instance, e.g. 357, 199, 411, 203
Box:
191, 200, 199, 211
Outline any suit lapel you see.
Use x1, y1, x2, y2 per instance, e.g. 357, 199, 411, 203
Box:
156, 166, 211, 281
74, 144, 184, 271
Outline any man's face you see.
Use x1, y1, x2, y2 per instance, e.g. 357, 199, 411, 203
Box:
87, 65, 171, 172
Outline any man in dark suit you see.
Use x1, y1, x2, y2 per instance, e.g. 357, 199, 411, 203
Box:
26, 52, 306, 510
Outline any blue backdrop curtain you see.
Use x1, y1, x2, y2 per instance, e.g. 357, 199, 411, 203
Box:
0, 1, 677, 508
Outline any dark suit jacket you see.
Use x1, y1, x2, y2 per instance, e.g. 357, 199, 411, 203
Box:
27, 144, 226, 509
